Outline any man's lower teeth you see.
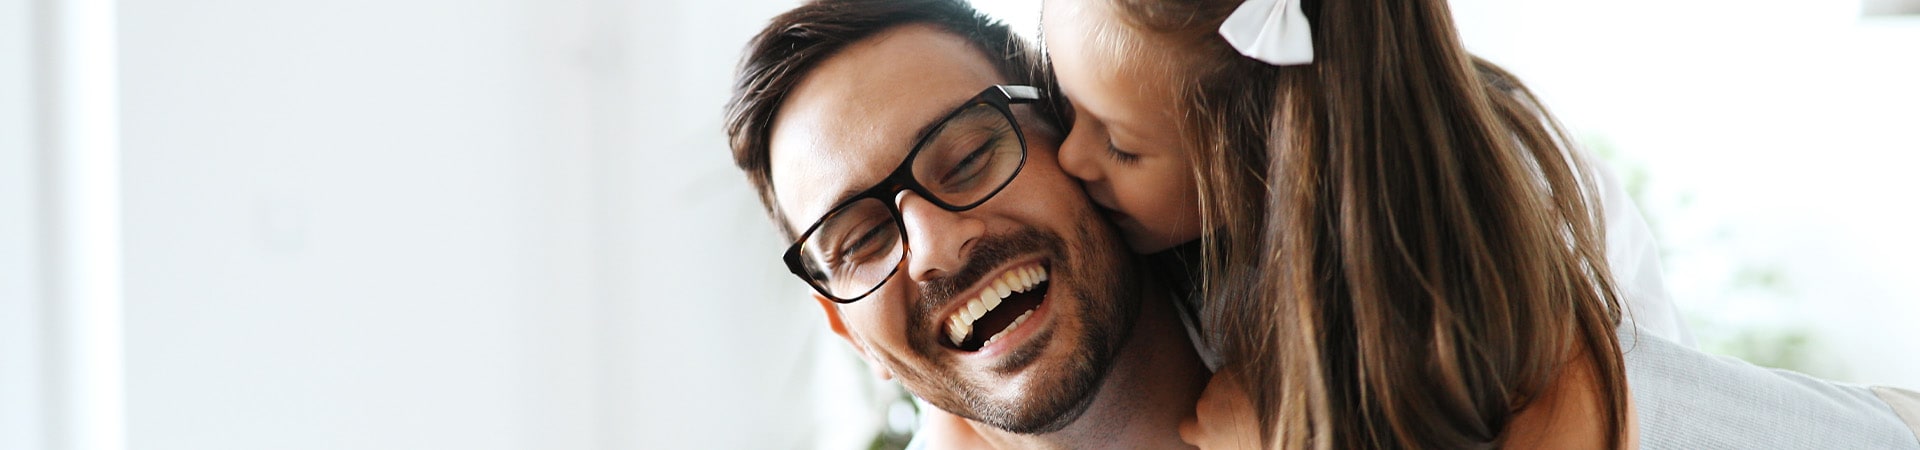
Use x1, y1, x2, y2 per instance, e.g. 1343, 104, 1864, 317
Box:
980, 310, 1035, 348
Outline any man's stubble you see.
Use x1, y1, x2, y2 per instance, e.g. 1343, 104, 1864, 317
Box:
895, 215, 1144, 434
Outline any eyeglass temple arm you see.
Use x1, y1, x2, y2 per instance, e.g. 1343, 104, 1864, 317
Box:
996, 85, 1042, 102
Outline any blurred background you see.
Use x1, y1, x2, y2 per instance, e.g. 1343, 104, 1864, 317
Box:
2, 0, 1915, 448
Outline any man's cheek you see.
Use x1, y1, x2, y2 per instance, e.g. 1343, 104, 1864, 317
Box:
844, 306, 895, 342
1005, 173, 1087, 219
849, 292, 917, 348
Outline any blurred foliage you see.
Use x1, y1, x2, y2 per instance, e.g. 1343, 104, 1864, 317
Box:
1586, 135, 1841, 379
866, 386, 916, 450
1700, 324, 1820, 371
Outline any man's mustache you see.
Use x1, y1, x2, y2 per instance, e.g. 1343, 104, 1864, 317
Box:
913, 228, 1060, 315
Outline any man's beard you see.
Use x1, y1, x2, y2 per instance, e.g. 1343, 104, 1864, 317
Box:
895, 218, 1141, 434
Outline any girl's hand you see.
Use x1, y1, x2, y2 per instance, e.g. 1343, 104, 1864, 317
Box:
1179, 367, 1264, 450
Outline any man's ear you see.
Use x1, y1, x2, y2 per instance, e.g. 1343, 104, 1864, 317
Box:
814, 294, 853, 340
813, 294, 893, 380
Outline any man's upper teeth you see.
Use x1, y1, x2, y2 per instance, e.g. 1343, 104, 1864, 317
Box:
947, 264, 1049, 346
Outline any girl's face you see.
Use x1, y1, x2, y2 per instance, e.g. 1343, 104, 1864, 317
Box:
1042, 0, 1203, 254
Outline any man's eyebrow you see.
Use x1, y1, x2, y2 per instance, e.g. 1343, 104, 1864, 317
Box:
823, 183, 868, 217
817, 92, 976, 210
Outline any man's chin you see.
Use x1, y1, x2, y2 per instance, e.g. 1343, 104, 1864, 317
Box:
910, 216, 1141, 436
937, 359, 1110, 435
975, 370, 1109, 435
925, 289, 1128, 435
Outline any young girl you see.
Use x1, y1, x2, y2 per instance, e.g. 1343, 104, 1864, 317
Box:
1031, 0, 1920, 448
1042, 0, 1633, 447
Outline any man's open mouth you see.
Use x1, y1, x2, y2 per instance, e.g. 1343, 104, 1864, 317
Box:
943, 262, 1051, 352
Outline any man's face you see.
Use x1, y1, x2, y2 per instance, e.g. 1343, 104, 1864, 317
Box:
767, 25, 1143, 434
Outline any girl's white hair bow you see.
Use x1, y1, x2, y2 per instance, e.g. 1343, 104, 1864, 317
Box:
1218, 0, 1314, 66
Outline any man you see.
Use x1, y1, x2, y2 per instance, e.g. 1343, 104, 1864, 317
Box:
723, 0, 1209, 447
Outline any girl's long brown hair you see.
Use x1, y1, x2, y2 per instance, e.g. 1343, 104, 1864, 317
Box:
1102, 0, 1629, 447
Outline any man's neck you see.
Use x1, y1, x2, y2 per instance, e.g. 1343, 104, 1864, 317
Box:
971, 278, 1210, 449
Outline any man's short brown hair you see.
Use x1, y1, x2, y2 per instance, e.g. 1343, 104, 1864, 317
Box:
723, 0, 1049, 240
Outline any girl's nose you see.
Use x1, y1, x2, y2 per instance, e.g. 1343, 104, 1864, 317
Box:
1056, 116, 1107, 183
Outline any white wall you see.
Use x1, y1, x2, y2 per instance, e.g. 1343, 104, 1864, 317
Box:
107, 0, 866, 448
116, 0, 596, 448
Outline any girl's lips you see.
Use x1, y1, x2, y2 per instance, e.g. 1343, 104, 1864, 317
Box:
1079, 181, 1123, 217
1098, 205, 1137, 229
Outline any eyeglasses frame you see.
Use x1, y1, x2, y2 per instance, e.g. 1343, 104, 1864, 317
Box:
782, 84, 1044, 304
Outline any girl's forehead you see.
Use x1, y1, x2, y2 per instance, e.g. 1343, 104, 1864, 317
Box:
1044, 8, 1124, 104
1042, 0, 1155, 64
1044, 4, 1179, 142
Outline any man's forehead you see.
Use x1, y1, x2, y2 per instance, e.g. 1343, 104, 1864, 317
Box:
767, 24, 1007, 228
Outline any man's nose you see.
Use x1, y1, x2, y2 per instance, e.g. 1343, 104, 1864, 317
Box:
896, 190, 981, 282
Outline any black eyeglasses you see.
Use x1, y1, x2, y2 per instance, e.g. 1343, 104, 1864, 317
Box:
784, 85, 1043, 303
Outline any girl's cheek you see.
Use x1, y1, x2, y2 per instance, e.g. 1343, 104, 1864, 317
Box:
1135, 167, 1203, 248
1105, 178, 1185, 250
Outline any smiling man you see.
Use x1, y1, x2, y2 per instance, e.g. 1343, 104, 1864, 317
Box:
723, 0, 1208, 447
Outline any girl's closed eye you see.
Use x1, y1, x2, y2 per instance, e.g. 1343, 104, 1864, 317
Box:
1106, 143, 1142, 164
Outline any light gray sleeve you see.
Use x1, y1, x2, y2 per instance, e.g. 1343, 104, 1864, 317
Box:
1621, 326, 1920, 449
1594, 161, 1696, 348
